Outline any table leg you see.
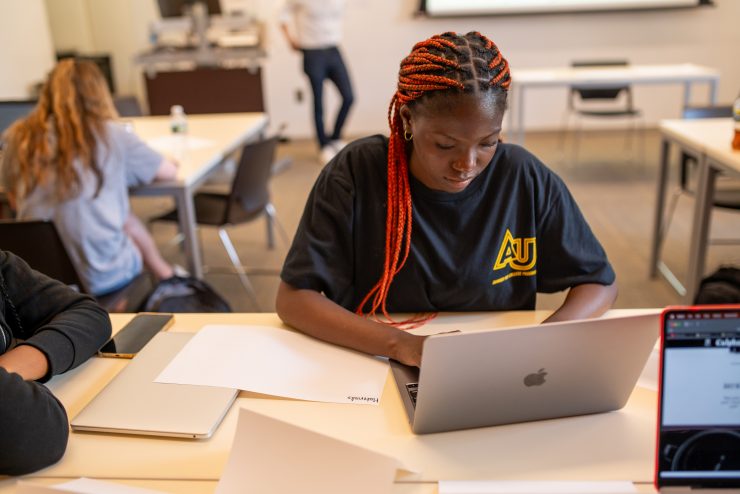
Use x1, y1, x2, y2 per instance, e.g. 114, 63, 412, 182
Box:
684, 155, 717, 304
682, 81, 691, 109
175, 187, 203, 279
649, 138, 671, 278
708, 79, 718, 105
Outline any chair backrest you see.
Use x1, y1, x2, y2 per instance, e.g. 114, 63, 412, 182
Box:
0, 100, 36, 143
682, 105, 733, 120
114, 95, 144, 117
570, 60, 630, 102
225, 136, 279, 224
0, 219, 87, 292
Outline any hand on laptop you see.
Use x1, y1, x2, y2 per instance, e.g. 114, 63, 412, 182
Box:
395, 330, 461, 367
395, 333, 427, 367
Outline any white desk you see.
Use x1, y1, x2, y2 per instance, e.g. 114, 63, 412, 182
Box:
650, 118, 740, 302
128, 113, 268, 278
0, 310, 662, 492
508, 64, 720, 144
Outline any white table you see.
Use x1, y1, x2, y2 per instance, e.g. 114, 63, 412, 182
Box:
128, 113, 268, 278
508, 63, 720, 144
0, 310, 662, 493
649, 118, 740, 302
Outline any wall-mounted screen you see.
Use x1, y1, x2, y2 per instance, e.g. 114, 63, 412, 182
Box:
420, 0, 711, 17
158, 0, 221, 18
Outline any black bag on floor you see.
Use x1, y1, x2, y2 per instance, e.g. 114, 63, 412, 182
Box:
141, 276, 232, 313
693, 265, 740, 304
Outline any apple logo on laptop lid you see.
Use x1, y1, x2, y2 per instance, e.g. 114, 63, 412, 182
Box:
524, 368, 547, 387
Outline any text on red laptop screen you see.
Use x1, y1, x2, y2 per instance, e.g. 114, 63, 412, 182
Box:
658, 308, 740, 486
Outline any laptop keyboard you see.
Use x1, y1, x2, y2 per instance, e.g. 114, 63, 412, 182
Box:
406, 382, 419, 407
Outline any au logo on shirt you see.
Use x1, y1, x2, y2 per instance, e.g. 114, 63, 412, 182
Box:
492, 229, 537, 285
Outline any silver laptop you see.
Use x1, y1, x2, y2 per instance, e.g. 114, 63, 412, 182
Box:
391, 312, 658, 434
71, 331, 237, 439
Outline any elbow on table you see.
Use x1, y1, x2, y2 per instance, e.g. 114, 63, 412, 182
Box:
275, 280, 298, 327
0, 387, 69, 475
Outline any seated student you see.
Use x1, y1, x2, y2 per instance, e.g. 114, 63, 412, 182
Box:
1, 59, 178, 297
276, 31, 617, 367
0, 249, 111, 475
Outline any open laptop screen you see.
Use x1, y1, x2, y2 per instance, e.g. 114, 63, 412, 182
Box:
656, 306, 740, 489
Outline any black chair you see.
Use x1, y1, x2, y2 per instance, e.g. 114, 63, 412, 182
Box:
0, 100, 36, 145
0, 219, 153, 312
562, 60, 644, 165
113, 95, 144, 117
151, 136, 289, 310
661, 105, 740, 246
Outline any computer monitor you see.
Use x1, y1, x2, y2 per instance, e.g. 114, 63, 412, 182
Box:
0, 100, 36, 142
157, 0, 221, 18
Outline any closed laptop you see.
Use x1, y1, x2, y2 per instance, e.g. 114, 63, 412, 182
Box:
71, 331, 237, 439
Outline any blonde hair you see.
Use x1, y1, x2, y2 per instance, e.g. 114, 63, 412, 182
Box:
3, 59, 118, 201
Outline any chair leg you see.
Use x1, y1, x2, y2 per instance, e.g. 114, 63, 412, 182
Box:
265, 203, 291, 249
218, 228, 261, 311
265, 206, 276, 250
660, 188, 683, 246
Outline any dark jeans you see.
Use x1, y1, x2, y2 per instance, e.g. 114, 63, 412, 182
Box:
302, 46, 354, 149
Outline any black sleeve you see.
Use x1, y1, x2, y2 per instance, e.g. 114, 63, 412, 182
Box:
0, 368, 68, 475
535, 170, 616, 292
0, 250, 112, 381
280, 156, 357, 302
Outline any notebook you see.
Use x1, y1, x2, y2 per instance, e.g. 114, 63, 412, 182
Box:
390, 312, 659, 434
655, 305, 740, 492
71, 331, 237, 438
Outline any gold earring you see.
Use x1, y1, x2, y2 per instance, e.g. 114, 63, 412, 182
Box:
404, 129, 413, 141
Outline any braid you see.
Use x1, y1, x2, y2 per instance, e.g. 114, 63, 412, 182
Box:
356, 32, 511, 328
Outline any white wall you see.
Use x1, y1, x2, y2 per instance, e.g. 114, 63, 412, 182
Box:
41, 0, 740, 138
45, 0, 94, 53
0, 0, 55, 99
264, 0, 740, 137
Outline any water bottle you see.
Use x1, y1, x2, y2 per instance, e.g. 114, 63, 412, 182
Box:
170, 105, 188, 135
733, 92, 740, 151
170, 105, 188, 161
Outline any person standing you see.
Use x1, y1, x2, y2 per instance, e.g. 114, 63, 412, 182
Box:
279, 0, 355, 164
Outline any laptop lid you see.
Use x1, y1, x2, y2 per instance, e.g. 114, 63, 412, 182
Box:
71, 331, 237, 439
655, 305, 740, 490
392, 312, 658, 434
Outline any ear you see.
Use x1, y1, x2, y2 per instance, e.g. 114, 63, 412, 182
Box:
399, 105, 413, 133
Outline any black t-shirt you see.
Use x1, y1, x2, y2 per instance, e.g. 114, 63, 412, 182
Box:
281, 135, 615, 313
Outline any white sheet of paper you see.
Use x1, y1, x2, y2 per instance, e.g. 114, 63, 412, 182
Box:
216, 407, 400, 494
17, 478, 168, 494
439, 480, 637, 494
146, 135, 215, 151
155, 325, 388, 404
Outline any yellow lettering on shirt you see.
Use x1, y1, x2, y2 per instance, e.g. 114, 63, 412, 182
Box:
492, 229, 537, 285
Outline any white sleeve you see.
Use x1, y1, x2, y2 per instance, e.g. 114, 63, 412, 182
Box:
277, 0, 297, 24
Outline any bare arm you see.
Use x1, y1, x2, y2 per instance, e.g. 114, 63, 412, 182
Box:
279, 23, 300, 51
154, 158, 178, 182
276, 281, 426, 366
543, 282, 618, 323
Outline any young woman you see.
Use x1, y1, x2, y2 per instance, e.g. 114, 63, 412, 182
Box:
0, 250, 111, 475
1, 59, 178, 296
276, 32, 617, 367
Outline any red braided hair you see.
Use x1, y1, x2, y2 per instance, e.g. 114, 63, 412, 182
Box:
355, 32, 511, 328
